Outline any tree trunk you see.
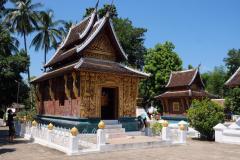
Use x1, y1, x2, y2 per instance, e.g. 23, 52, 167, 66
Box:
44, 47, 47, 72
23, 32, 30, 83
23, 30, 33, 106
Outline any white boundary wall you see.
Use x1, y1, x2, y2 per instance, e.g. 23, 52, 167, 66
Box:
15, 122, 79, 155
214, 118, 240, 145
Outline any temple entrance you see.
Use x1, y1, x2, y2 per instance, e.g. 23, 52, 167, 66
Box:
101, 87, 118, 120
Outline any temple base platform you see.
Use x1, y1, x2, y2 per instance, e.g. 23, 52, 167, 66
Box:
36, 115, 139, 133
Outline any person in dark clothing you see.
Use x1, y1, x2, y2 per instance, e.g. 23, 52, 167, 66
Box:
7, 109, 16, 142
137, 112, 148, 131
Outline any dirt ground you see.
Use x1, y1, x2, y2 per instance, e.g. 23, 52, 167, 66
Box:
1, 126, 240, 160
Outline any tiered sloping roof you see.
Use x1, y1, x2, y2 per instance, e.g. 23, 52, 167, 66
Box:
32, 10, 149, 83
33, 58, 149, 82
44, 11, 127, 68
155, 68, 215, 99
166, 68, 204, 88
225, 67, 240, 87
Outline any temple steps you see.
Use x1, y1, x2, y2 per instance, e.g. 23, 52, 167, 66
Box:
103, 120, 127, 139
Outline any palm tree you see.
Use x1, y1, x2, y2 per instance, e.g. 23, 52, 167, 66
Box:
30, 10, 63, 71
4, 0, 42, 82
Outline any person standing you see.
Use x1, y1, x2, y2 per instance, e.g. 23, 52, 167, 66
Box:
7, 109, 15, 142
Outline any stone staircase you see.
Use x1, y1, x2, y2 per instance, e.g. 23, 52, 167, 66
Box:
103, 120, 127, 139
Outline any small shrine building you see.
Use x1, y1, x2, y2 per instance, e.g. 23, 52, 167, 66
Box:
155, 68, 215, 116
31, 9, 149, 131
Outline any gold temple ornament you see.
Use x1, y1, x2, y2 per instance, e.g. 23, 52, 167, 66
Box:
162, 120, 169, 127
48, 123, 54, 130
179, 124, 186, 131
70, 127, 79, 136
98, 120, 105, 129
32, 120, 37, 126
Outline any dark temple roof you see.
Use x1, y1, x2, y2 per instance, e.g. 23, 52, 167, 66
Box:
225, 67, 240, 87
155, 90, 216, 99
165, 68, 204, 88
32, 58, 150, 83
44, 11, 127, 68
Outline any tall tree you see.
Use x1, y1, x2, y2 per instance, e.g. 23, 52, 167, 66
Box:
0, 24, 29, 110
30, 10, 63, 71
4, 0, 42, 82
202, 66, 228, 98
223, 48, 240, 77
0, 0, 7, 19
140, 42, 183, 109
84, 4, 147, 69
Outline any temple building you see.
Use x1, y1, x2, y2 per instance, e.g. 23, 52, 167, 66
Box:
225, 67, 240, 88
155, 68, 215, 116
31, 9, 149, 131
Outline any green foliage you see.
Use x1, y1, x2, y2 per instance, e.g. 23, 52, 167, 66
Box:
201, 66, 228, 98
187, 99, 225, 140
188, 64, 194, 69
150, 122, 162, 136
4, 0, 42, 81
0, 0, 7, 19
140, 42, 182, 108
4, 0, 41, 36
84, 4, 147, 69
16, 108, 37, 122
84, 4, 118, 19
223, 48, 240, 77
0, 23, 30, 110
225, 87, 240, 115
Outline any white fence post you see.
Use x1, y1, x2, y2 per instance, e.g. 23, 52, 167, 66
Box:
178, 126, 187, 143
178, 121, 188, 144
97, 129, 106, 148
97, 121, 106, 149
68, 127, 79, 155
47, 129, 53, 142
68, 135, 79, 155
162, 120, 170, 141
213, 123, 226, 143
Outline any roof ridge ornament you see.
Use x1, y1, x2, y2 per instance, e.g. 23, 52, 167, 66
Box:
95, 0, 100, 11
95, 0, 100, 20
105, 0, 114, 18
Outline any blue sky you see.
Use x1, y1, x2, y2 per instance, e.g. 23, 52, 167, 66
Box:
7, 0, 240, 78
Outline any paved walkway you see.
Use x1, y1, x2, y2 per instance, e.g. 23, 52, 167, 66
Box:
1, 126, 240, 160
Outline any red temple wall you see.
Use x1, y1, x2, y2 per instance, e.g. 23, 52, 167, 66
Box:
39, 99, 80, 117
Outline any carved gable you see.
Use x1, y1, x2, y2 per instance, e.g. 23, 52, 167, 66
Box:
84, 29, 118, 61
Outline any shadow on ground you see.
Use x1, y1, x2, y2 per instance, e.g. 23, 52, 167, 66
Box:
0, 126, 32, 154
191, 137, 215, 142
0, 148, 16, 154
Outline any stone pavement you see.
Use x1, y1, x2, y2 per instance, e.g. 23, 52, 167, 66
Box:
1, 126, 240, 160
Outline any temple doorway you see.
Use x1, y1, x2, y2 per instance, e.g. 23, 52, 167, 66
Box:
101, 87, 118, 120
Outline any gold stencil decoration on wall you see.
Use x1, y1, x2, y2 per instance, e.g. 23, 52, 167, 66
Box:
64, 75, 71, 99
72, 72, 78, 98
35, 84, 42, 102
49, 79, 55, 100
